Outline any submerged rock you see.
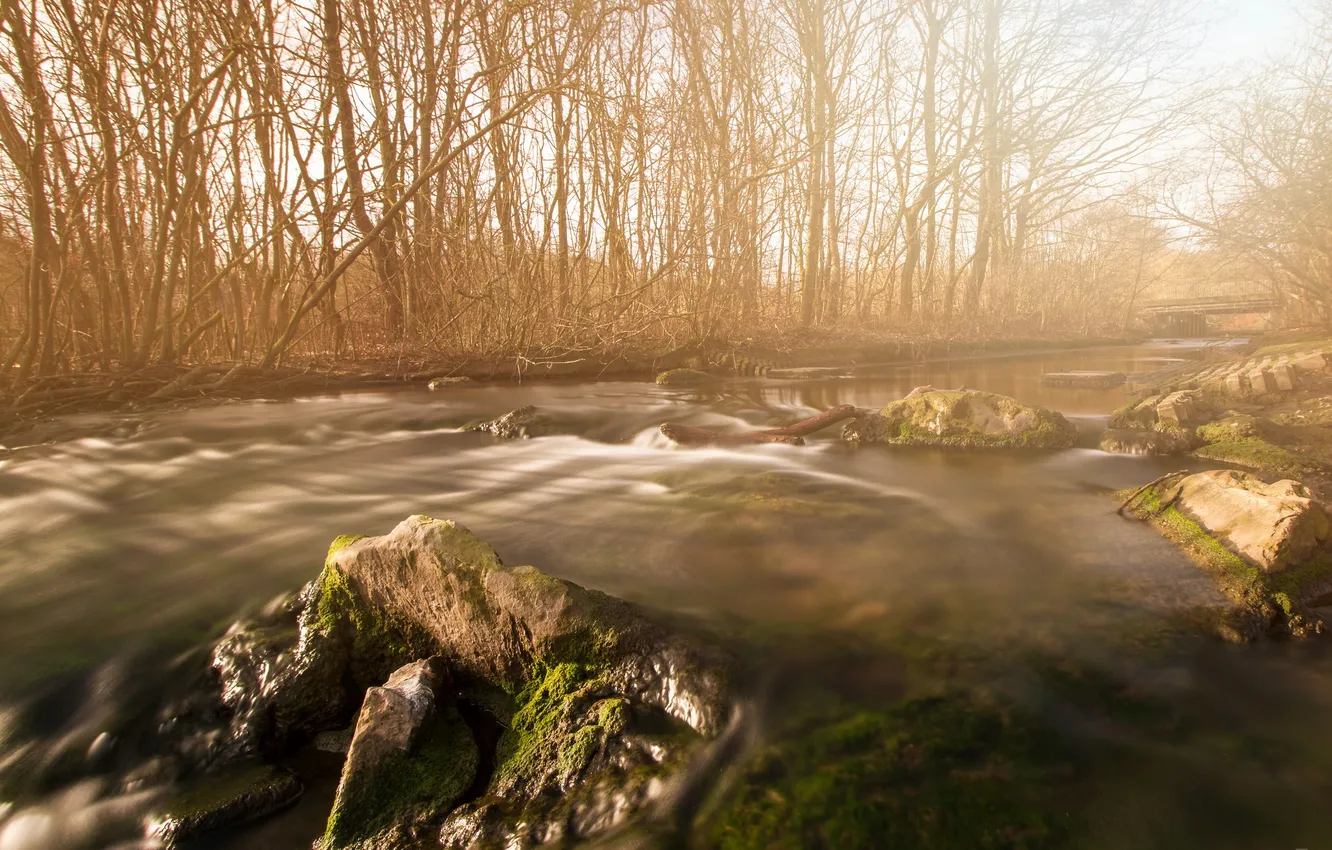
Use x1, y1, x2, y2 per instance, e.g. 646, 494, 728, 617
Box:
1041, 371, 1125, 389
428, 376, 474, 390
466, 406, 550, 439
843, 388, 1076, 449
655, 368, 718, 386
1099, 428, 1195, 456
705, 694, 1077, 850
150, 764, 302, 846
1173, 470, 1330, 573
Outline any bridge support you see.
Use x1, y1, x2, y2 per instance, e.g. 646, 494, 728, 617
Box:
1154, 311, 1208, 337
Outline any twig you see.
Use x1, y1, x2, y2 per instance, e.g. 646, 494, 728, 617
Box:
1117, 469, 1189, 516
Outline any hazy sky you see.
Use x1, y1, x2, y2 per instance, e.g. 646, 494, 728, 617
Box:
1193, 0, 1313, 68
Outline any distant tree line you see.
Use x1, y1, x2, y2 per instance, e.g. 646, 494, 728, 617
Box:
0, 0, 1195, 378
1173, 2, 1332, 328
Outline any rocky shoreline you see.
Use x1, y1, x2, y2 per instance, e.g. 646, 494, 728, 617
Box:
1094, 336, 1332, 641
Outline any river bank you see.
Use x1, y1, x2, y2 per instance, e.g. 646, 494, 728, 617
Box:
0, 330, 1134, 443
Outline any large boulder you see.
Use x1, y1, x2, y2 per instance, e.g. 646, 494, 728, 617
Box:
1173, 470, 1330, 573
214, 516, 732, 848
319, 517, 729, 733
843, 388, 1076, 449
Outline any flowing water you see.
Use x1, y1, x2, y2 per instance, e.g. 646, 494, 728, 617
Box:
2, 340, 1332, 849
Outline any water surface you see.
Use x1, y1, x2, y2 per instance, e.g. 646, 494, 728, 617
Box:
2, 340, 1329, 849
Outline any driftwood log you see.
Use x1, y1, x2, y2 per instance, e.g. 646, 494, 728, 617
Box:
660, 404, 859, 447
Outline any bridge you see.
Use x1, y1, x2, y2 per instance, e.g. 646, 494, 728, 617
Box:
1139, 284, 1280, 336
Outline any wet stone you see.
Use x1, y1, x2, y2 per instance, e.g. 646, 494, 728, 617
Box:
1156, 390, 1199, 428
428, 377, 474, 390
1294, 351, 1327, 373
1247, 368, 1274, 395
1040, 371, 1126, 389
149, 764, 303, 846
466, 406, 550, 439
1099, 428, 1194, 456
1269, 362, 1297, 391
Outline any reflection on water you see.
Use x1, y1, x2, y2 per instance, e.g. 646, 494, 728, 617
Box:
2, 340, 1330, 849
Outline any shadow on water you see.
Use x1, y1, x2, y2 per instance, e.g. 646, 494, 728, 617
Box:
2, 339, 1331, 849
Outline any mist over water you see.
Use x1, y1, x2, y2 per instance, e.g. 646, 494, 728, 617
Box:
3, 341, 1332, 849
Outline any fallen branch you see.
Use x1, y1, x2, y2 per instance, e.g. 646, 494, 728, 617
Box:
660, 423, 804, 446
1117, 469, 1190, 516
660, 405, 861, 447
760, 405, 859, 438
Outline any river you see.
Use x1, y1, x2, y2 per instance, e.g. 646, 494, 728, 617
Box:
2, 340, 1331, 849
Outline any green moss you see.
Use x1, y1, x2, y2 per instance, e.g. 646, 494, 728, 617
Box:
1270, 551, 1332, 602
311, 560, 437, 690
706, 695, 1077, 850
165, 764, 289, 819
323, 704, 478, 848
1127, 488, 1266, 609
1191, 438, 1319, 479
492, 660, 620, 790
327, 534, 367, 559
1196, 415, 1265, 444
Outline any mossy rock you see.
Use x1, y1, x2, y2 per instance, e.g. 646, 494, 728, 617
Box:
704, 694, 1078, 850
656, 368, 719, 386
490, 660, 632, 796
845, 389, 1076, 449
151, 764, 302, 846
218, 517, 732, 847
323, 704, 479, 850
1117, 481, 1329, 640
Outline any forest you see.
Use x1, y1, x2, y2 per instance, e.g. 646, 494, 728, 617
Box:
0, 0, 1329, 379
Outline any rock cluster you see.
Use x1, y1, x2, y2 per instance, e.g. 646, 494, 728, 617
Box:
193, 516, 731, 849
465, 405, 550, 439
